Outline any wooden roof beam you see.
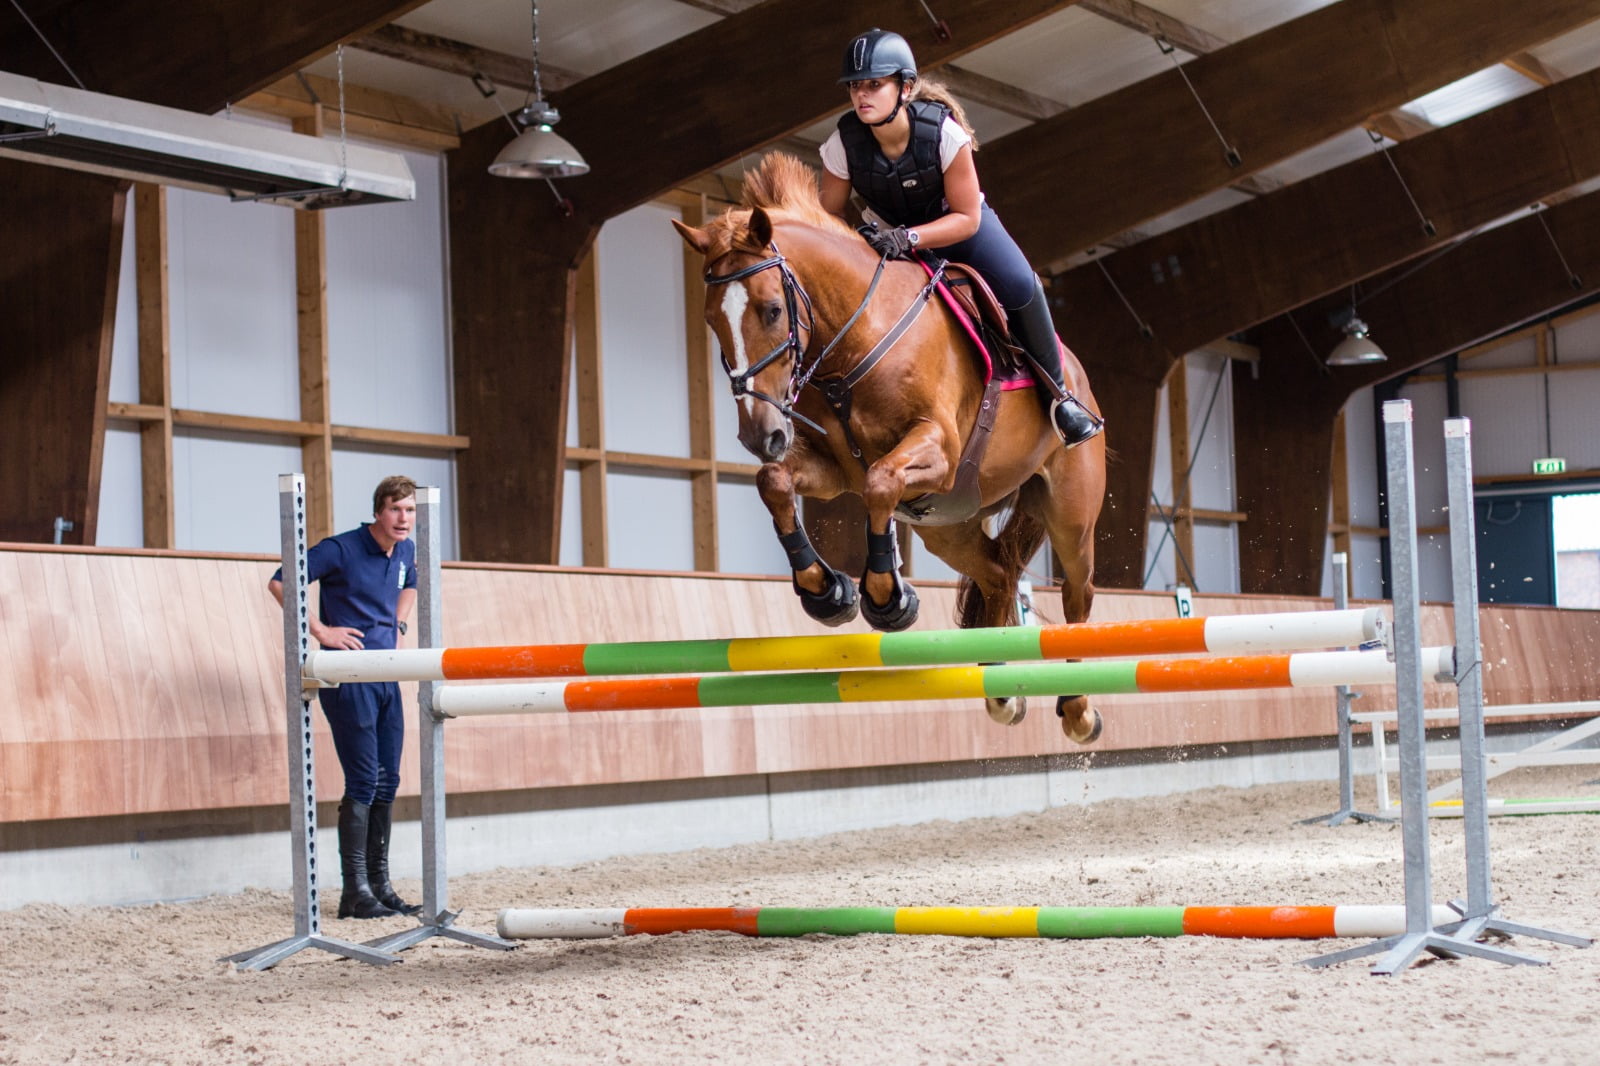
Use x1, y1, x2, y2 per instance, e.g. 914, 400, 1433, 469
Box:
0, 0, 433, 113
981, 0, 1598, 262
351, 22, 583, 96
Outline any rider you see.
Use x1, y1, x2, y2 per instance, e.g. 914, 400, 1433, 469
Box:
818, 28, 1102, 448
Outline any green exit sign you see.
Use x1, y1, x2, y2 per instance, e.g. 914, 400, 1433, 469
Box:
1533, 457, 1567, 475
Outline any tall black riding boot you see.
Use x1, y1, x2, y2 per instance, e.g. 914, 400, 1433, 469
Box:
337, 799, 399, 919
1010, 278, 1104, 448
366, 801, 422, 916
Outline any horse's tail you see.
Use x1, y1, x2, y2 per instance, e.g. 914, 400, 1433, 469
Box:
955, 507, 1048, 629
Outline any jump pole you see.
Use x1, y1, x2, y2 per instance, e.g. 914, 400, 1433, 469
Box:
304, 608, 1388, 685
221, 475, 401, 970
496, 904, 1460, 941
429, 648, 1455, 718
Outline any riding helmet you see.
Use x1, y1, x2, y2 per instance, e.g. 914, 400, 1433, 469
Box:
838, 28, 918, 85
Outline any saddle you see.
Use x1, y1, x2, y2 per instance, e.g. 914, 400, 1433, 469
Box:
893, 258, 1033, 528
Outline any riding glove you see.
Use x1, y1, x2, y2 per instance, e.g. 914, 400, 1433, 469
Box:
862, 224, 917, 260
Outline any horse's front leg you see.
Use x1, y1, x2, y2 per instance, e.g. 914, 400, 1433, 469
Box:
858, 422, 956, 632
756, 454, 859, 627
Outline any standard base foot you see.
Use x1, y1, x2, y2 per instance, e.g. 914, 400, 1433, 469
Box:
221, 934, 402, 971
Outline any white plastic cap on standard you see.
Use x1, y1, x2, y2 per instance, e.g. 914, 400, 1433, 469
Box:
1444, 418, 1471, 439
1382, 398, 1412, 423
278, 472, 304, 491
419, 485, 440, 504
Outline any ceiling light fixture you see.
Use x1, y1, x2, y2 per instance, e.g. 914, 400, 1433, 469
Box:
490, 0, 587, 179
1326, 310, 1387, 366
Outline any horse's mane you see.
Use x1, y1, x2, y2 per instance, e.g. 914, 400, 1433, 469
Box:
704, 152, 852, 249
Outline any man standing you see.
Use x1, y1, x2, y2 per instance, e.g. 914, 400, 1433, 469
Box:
270, 475, 421, 920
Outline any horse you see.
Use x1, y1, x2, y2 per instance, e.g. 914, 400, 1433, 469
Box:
671, 153, 1106, 742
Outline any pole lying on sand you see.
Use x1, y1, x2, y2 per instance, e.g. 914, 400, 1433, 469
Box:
304, 608, 1387, 684
496, 905, 1461, 941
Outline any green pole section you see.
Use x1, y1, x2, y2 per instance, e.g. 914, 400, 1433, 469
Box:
878, 626, 1044, 667
1035, 907, 1187, 938
982, 661, 1141, 697
697, 671, 844, 708
583, 639, 732, 677
756, 907, 900, 936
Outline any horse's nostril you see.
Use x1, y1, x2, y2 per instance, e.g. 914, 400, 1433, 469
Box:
766, 430, 788, 458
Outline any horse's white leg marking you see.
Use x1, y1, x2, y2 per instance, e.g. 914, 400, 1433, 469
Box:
720, 282, 756, 418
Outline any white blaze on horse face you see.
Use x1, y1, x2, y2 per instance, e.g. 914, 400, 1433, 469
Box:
719, 281, 756, 417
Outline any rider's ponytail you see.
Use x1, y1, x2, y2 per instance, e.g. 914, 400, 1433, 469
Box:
910, 78, 979, 150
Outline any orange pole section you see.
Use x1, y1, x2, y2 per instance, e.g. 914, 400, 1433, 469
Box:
1040, 618, 1209, 659
442, 644, 587, 679
566, 677, 704, 711
1182, 906, 1338, 938
1135, 655, 1294, 692
624, 907, 762, 936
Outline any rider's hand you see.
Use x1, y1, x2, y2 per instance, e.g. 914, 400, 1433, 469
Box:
862, 224, 917, 260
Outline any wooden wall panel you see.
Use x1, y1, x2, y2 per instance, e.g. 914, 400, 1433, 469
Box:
3, 545, 1597, 824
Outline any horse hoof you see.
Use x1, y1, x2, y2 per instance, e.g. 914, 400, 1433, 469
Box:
861, 575, 919, 632
1056, 697, 1102, 744
798, 567, 859, 627
986, 696, 1026, 726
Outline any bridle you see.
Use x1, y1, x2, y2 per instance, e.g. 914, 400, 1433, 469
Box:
703, 240, 919, 445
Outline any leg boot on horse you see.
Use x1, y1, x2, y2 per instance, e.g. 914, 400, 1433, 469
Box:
1011, 279, 1104, 448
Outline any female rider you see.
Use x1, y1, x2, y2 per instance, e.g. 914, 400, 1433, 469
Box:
818, 28, 1102, 447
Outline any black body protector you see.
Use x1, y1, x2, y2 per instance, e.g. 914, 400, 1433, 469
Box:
837, 100, 951, 228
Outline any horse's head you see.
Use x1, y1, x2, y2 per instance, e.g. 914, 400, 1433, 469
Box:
673, 206, 808, 463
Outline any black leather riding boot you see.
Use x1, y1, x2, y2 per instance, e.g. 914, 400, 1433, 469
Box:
366, 801, 422, 916
337, 799, 399, 919
1010, 279, 1104, 448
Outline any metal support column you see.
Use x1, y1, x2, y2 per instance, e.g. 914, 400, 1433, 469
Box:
368, 486, 516, 956
1435, 417, 1590, 951
223, 474, 400, 970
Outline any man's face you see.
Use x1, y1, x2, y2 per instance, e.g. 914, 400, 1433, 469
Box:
373, 495, 415, 546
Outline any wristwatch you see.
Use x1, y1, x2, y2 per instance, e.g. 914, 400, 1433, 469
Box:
907, 229, 921, 247
397, 620, 408, 635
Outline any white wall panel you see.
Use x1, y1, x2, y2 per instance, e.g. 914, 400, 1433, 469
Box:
108, 202, 139, 404
1465, 334, 1536, 371
1547, 369, 1600, 471
326, 146, 451, 434
167, 190, 297, 419
1554, 309, 1600, 359
1190, 523, 1240, 593
1459, 374, 1546, 478
1183, 354, 1236, 512
1343, 389, 1381, 526
607, 470, 694, 571
1347, 533, 1386, 600
715, 479, 788, 576
559, 467, 582, 567
1397, 380, 1449, 521
95, 428, 144, 548
331, 448, 458, 561
172, 432, 303, 553
712, 349, 748, 465
1144, 520, 1176, 590
598, 203, 691, 458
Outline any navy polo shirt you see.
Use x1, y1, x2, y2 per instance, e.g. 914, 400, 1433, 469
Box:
274, 524, 416, 651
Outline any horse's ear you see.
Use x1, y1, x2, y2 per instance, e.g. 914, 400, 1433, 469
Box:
747, 207, 773, 249
671, 218, 712, 254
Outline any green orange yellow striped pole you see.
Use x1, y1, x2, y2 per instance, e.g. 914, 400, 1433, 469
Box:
304, 608, 1385, 684
496, 905, 1459, 941
434, 647, 1453, 717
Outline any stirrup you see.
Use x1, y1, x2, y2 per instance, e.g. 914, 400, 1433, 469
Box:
1050, 394, 1104, 448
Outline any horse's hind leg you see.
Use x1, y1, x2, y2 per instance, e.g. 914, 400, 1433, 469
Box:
914, 520, 1032, 726
1030, 447, 1106, 743
757, 459, 858, 627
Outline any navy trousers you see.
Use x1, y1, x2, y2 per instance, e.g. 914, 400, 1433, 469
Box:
930, 203, 1036, 310
318, 680, 404, 805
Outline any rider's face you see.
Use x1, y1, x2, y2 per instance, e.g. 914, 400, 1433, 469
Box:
847, 77, 902, 122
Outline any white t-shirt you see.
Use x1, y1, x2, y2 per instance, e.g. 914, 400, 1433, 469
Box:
818, 115, 973, 180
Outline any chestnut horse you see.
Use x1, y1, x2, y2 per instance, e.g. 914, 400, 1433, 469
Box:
672, 153, 1106, 741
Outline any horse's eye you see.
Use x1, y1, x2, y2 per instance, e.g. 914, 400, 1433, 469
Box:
764, 303, 783, 326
